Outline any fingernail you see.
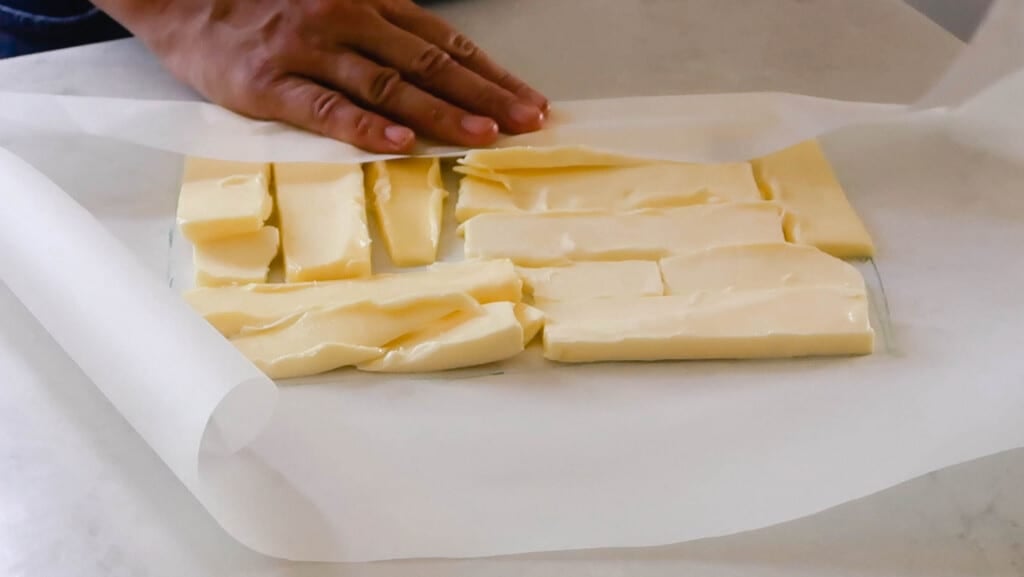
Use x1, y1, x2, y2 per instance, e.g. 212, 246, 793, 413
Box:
461, 115, 498, 136
385, 125, 414, 147
509, 103, 543, 126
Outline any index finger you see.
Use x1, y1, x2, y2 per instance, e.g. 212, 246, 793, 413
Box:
384, 3, 550, 112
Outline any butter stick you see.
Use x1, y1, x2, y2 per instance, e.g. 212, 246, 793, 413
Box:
463, 203, 785, 266
274, 162, 371, 282
232, 292, 478, 379
514, 303, 545, 345
455, 162, 762, 221
193, 226, 280, 287
752, 140, 875, 258
541, 287, 874, 363
459, 146, 651, 171
358, 302, 524, 373
518, 261, 663, 302
659, 243, 865, 296
367, 158, 446, 267
176, 157, 272, 242
185, 259, 522, 337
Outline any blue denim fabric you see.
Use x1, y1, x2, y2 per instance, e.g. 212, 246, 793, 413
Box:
0, 1, 130, 58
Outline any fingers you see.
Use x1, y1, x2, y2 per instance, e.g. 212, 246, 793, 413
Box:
260, 75, 416, 153
310, 50, 501, 147
351, 17, 543, 134
384, 3, 549, 113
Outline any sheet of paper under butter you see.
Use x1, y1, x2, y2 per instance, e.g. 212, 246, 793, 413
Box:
274, 162, 372, 282
367, 158, 446, 267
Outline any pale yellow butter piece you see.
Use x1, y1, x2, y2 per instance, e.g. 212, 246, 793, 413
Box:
231, 292, 477, 379
185, 259, 522, 337
274, 162, 371, 281
752, 140, 875, 258
176, 158, 272, 242
541, 286, 874, 363
518, 261, 663, 301
514, 303, 545, 345
459, 146, 651, 171
463, 203, 785, 266
455, 162, 762, 221
358, 302, 524, 373
367, 158, 447, 267
193, 226, 280, 287
660, 243, 865, 296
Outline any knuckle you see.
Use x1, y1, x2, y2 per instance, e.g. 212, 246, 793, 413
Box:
310, 90, 345, 134
408, 45, 452, 80
351, 111, 377, 139
365, 67, 403, 106
447, 33, 479, 59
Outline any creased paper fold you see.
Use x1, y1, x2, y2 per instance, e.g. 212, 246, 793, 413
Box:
1, 0, 1024, 563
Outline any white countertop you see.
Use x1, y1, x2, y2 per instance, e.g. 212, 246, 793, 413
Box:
1, 1, 1023, 575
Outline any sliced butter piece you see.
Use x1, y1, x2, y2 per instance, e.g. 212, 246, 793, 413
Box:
518, 261, 663, 301
660, 243, 865, 296
185, 259, 522, 336
463, 203, 784, 266
358, 302, 524, 373
514, 303, 545, 345
455, 162, 762, 221
752, 140, 874, 258
367, 158, 447, 267
193, 226, 280, 287
176, 157, 272, 242
232, 292, 477, 379
274, 162, 371, 281
541, 286, 874, 363
459, 146, 651, 171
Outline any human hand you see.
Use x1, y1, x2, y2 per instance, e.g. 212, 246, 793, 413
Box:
94, 0, 549, 152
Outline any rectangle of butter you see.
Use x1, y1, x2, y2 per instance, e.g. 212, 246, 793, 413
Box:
193, 226, 280, 287
274, 162, 371, 281
358, 301, 524, 373
752, 140, 875, 258
659, 243, 865, 296
518, 261, 664, 301
367, 158, 446, 267
176, 157, 272, 242
185, 259, 522, 336
541, 286, 874, 363
231, 292, 478, 379
455, 162, 762, 221
463, 203, 784, 266
459, 146, 651, 171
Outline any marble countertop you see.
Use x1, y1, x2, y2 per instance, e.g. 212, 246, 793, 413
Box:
1, 1, 1022, 575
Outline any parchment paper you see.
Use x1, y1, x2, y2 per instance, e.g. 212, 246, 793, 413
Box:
0, 0, 1023, 563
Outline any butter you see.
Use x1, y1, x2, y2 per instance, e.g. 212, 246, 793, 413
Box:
176, 157, 272, 242
659, 243, 865, 296
185, 259, 522, 336
541, 286, 874, 362
518, 261, 664, 301
459, 146, 651, 171
358, 301, 524, 373
193, 226, 280, 287
231, 292, 478, 379
463, 203, 785, 266
274, 162, 371, 282
455, 162, 762, 221
514, 303, 545, 345
367, 158, 447, 267
752, 140, 875, 258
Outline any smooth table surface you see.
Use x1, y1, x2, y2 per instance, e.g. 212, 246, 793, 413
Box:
2, 1, 1024, 576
